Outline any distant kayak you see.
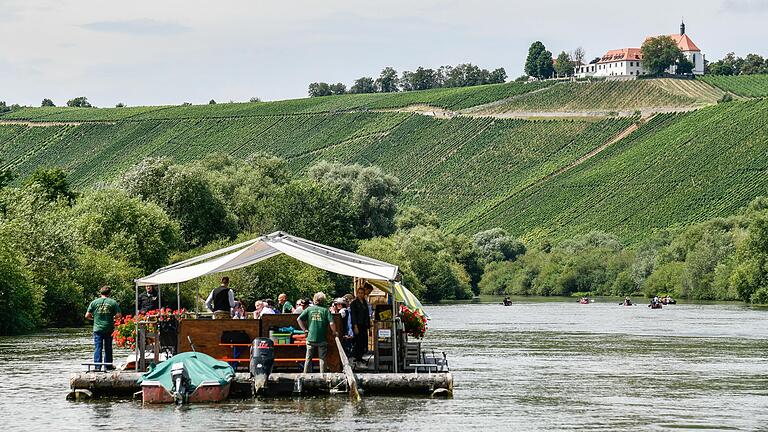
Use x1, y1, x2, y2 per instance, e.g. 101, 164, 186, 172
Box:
648, 303, 663, 309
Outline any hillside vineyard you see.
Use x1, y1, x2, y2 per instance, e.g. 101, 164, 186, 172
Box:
1, 76, 767, 243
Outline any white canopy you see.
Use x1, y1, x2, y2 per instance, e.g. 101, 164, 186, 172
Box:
136, 231, 400, 286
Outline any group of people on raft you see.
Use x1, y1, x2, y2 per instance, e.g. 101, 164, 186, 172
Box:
203, 276, 375, 371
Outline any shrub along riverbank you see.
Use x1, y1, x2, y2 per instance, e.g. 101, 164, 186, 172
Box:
1, 155, 766, 336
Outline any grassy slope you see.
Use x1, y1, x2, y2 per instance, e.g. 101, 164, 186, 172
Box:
478, 79, 721, 114
461, 99, 768, 242
2, 81, 767, 244
698, 74, 768, 98
0, 81, 554, 122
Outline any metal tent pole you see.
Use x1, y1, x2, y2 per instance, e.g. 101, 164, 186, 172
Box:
176, 283, 181, 311
134, 281, 139, 368
391, 283, 398, 374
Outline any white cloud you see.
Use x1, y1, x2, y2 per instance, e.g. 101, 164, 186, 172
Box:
80, 18, 191, 35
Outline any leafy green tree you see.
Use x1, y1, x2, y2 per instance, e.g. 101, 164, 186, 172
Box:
473, 228, 526, 264
358, 226, 472, 301
676, 56, 694, 75
208, 99, 216, 104
554, 51, 574, 77
395, 207, 440, 231
741, 53, 768, 75
308, 82, 333, 97
525, 41, 554, 79
271, 180, 357, 250
0, 160, 14, 189
329, 83, 347, 95
308, 161, 400, 239
66, 96, 92, 108
195, 153, 289, 233
641, 36, 682, 76
71, 189, 183, 273
24, 167, 76, 203
642, 262, 685, 297
249, 97, 262, 103
41, 98, 55, 107
72, 247, 142, 317
400, 67, 438, 91
122, 158, 238, 247
0, 232, 41, 335
488, 67, 507, 84
115, 102, 126, 108
350, 77, 376, 94
375, 67, 399, 92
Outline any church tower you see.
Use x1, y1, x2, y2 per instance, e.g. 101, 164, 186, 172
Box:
680, 20, 686, 35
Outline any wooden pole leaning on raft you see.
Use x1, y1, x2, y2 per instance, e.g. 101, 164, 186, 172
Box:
335, 336, 361, 401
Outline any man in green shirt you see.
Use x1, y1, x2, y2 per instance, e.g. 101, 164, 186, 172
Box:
297, 292, 337, 373
85, 286, 122, 371
278, 293, 293, 314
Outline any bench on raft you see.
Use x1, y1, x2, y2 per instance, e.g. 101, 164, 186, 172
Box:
82, 362, 114, 372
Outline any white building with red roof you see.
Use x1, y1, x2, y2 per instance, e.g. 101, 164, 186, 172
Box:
575, 22, 705, 78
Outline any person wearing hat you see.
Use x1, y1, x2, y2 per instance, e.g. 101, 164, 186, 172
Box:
332, 297, 353, 356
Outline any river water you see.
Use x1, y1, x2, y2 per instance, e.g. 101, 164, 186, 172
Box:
1, 299, 767, 431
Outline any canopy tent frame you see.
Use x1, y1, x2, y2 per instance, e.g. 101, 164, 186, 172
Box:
134, 231, 427, 373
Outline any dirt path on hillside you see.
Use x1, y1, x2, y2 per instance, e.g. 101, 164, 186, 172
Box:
0, 120, 109, 127
463, 106, 702, 120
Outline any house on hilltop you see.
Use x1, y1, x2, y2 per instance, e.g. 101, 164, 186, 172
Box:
574, 21, 705, 78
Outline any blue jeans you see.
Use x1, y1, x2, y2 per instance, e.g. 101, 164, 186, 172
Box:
93, 330, 113, 370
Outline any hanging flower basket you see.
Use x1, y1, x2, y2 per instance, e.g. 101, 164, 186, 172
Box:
112, 308, 187, 350
400, 305, 427, 339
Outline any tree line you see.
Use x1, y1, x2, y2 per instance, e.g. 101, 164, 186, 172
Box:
707, 53, 768, 75
479, 197, 768, 305
0, 155, 523, 335
307, 63, 508, 97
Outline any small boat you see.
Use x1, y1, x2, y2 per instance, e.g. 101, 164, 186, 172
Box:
579, 298, 590, 304
138, 352, 234, 404
648, 303, 663, 309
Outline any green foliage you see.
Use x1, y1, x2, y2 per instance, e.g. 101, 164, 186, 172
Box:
0, 231, 42, 335
525, 41, 554, 79
67, 96, 92, 108
71, 247, 142, 316
195, 153, 289, 233
71, 189, 183, 273
358, 226, 473, 302
0, 159, 14, 189
122, 158, 238, 247
641, 36, 682, 76
24, 167, 77, 203
350, 77, 376, 94
473, 228, 526, 264
272, 180, 358, 250
376, 67, 400, 93
395, 207, 440, 231
308, 161, 400, 239
41, 98, 55, 107
676, 56, 694, 75
554, 51, 574, 77
308, 82, 332, 97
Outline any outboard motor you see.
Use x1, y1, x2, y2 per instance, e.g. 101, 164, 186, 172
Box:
250, 338, 275, 395
171, 361, 190, 405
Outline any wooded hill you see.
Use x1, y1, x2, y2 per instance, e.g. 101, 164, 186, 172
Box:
2, 76, 767, 244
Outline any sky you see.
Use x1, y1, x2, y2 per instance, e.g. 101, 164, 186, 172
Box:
1, 0, 767, 107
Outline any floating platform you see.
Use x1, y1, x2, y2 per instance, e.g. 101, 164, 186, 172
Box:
68, 371, 453, 400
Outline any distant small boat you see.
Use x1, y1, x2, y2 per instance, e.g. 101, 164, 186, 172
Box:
579, 299, 590, 304
648, 303, 663, 309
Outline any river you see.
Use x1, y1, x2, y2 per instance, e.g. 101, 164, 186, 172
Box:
1, 299, 767, 431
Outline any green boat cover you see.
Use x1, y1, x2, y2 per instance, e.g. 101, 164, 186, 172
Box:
137, 352, 235, 392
